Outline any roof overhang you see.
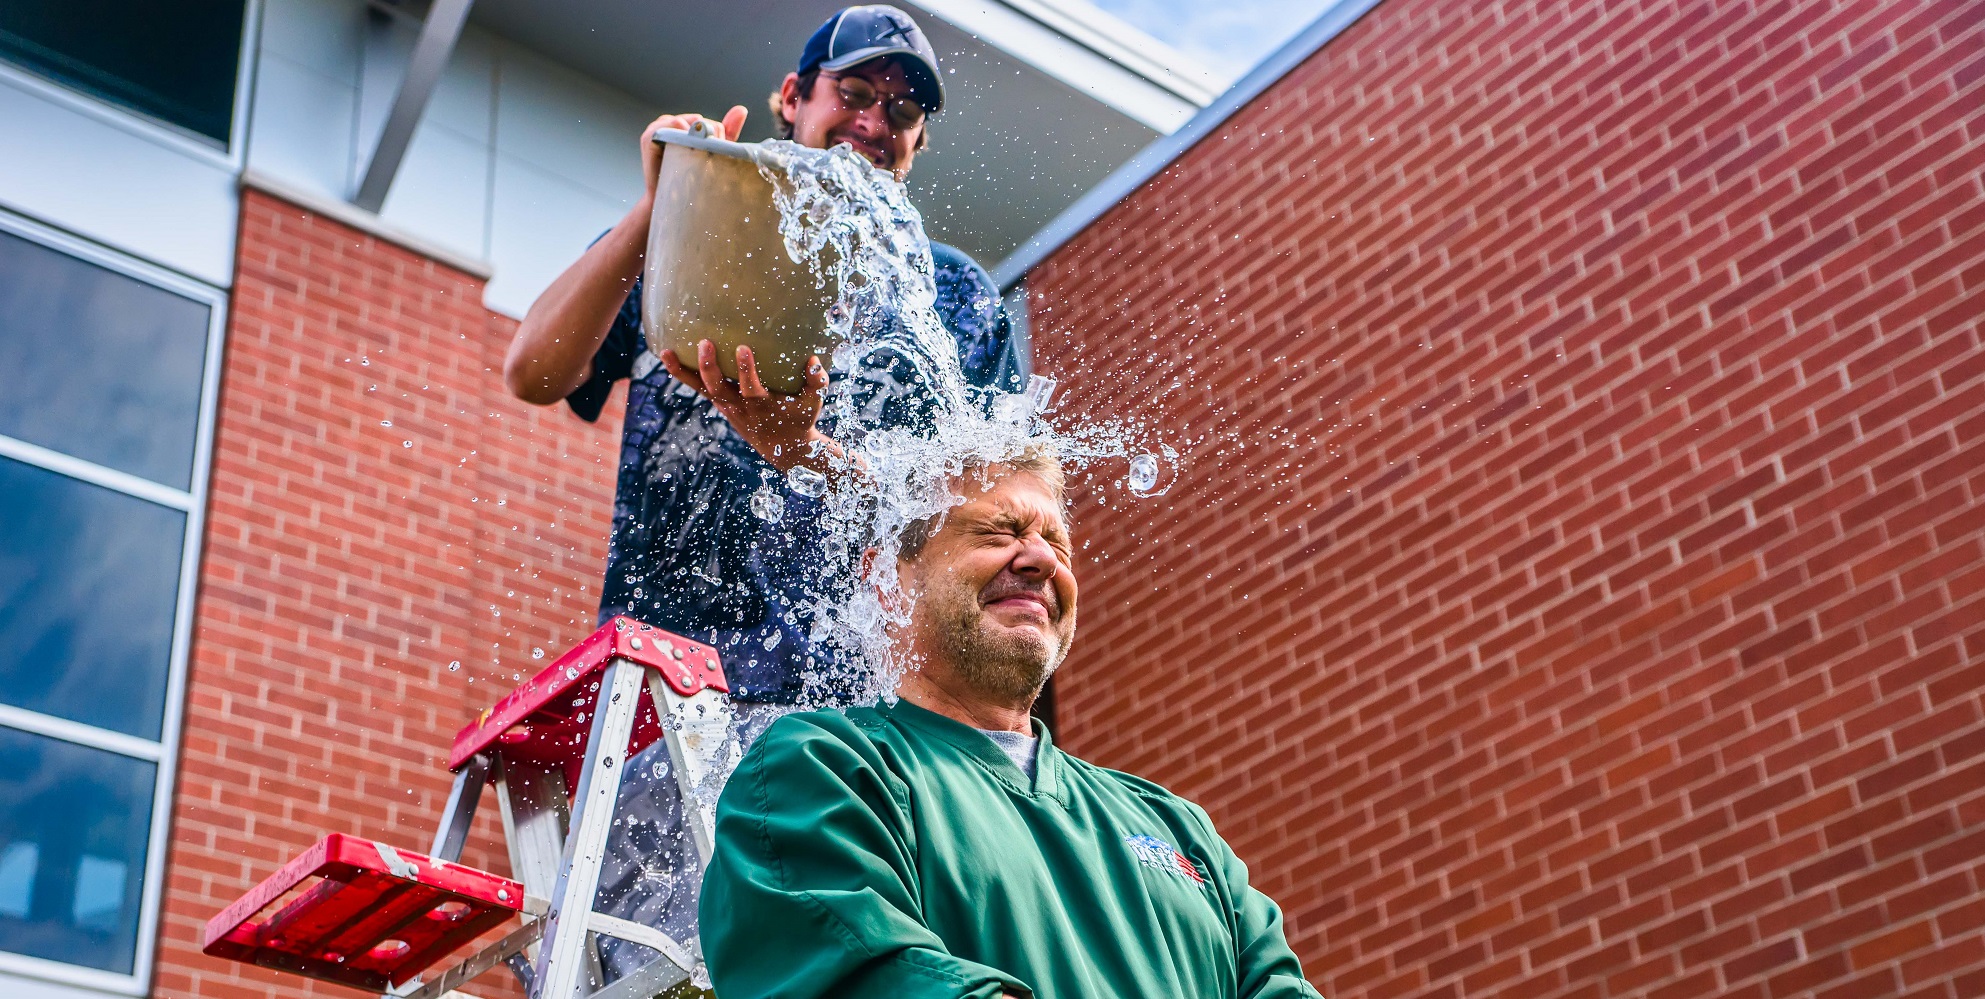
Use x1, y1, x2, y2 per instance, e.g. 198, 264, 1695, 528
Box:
457, 0, 1219, 268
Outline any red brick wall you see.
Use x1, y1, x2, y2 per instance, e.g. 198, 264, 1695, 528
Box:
154, 189, 620, 998
1030, 1, 1985, 997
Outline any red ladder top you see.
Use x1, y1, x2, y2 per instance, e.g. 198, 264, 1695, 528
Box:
447, 616, 728, 773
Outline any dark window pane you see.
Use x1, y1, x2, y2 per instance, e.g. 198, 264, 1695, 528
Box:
0, 1, 245, 143
0, 229, 210, 490
0, 457, 184, 740
0, 729, 156, 975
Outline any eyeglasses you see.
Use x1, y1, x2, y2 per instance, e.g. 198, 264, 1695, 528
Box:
827, 74, 927, 130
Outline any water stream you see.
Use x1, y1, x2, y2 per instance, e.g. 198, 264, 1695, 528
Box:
746, 138, 1176, 707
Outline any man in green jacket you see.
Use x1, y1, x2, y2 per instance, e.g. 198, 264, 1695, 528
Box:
699, 451, 1319, 998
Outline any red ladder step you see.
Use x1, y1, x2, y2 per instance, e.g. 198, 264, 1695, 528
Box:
202, 833, 523, 991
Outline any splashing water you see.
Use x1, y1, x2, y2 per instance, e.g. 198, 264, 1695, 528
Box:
746, 140, 1177, 707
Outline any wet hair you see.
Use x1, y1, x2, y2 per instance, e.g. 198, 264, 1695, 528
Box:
898, 449, 1068, 561
769, 64, 931, 152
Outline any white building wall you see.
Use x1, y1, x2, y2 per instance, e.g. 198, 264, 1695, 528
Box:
0, 0, 655, 317
249, 0, 655, 316
0, 50, 246, 288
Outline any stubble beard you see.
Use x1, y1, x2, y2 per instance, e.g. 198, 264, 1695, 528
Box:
923, 582, 1075, 702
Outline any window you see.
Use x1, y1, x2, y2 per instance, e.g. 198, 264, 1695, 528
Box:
0, 229, 211, 495
0, 731, 156, 974
0, 459, 185, 741
0, 1, 247, 144
0, 212, 224, 995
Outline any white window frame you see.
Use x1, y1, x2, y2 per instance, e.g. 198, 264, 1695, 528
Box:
0, 207, 228, 998
0, 0, 260, 169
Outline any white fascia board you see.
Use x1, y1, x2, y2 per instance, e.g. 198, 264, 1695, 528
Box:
242, 168, 495, 278
982, 0, 1222, 104
908, 0, 1199, 133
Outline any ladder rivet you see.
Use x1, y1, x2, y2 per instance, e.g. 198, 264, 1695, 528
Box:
630, 636, 644, 650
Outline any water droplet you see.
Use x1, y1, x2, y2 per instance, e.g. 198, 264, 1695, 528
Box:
651, 761, 670, 779
380, 420, 392, 427
532, 647, 545, 660
787, 465, 828, 497
763, 629, 783, 650
1023, 373, 1057, 413
448, 660, 461, 671
750, 486, 786, 522
1128, 453, 1174, 497
566, 667, 579, 680
639, 857, 676, 886
403, 441, 413, 448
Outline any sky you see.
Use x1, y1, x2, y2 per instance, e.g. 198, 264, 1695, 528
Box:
1081, 0, 1348, 85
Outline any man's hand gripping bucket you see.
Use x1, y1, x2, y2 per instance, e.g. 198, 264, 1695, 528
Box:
643, 120, 836, 394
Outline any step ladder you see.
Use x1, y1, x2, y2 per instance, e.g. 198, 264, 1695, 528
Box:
202, 616, 740, 999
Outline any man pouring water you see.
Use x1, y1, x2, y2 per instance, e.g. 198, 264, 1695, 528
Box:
501, 3, 1026, 981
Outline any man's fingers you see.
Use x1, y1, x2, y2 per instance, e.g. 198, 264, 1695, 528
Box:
735, 347, 769, 399
722, 105, 748, 141
644, 113, 687, 142
803, 355, 829, 397
697, 339, 742, 404
647, 112, 717, 141
660, 349, 706, 394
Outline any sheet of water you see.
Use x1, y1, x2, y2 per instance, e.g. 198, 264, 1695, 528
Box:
745, 139, 1176, 708
605, 143, 1178, 978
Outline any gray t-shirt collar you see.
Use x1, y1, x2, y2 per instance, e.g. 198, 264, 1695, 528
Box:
977, 727, 1039, 779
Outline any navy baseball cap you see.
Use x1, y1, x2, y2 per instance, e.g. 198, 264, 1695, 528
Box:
798, 5, 945, 114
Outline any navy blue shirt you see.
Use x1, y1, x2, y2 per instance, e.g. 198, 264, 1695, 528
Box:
567, 242, 1026, 702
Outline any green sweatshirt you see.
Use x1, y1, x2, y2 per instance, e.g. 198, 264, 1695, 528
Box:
699, 698, 1320, 999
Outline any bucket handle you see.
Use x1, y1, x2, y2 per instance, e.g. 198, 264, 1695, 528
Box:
651, 120, 770, 167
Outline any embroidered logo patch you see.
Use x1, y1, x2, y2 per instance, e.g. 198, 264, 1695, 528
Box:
1125, 834, 1206, 884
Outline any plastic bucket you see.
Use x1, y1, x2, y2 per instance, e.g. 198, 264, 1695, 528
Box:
642, 122, 834, 394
